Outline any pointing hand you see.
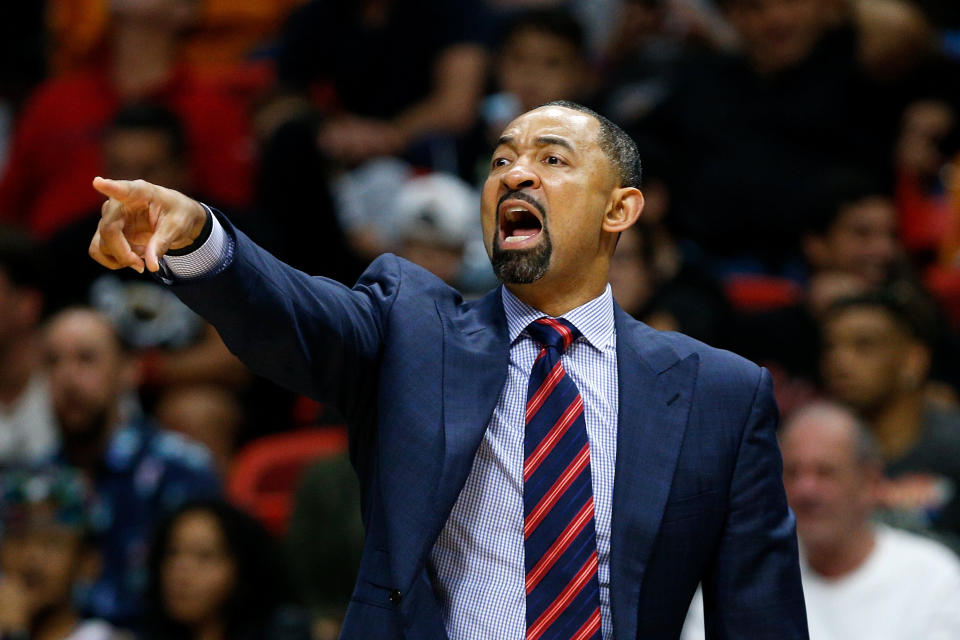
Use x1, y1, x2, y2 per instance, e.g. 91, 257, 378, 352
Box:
89, 177, 208, 273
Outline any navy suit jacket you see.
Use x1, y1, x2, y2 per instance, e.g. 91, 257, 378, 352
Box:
170, 215, 808, 639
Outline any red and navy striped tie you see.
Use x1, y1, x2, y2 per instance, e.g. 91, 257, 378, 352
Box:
523, 317, 602, 640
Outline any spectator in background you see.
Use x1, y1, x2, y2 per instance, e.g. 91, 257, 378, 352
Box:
41, 102, 249, 391
609, 222, 731, 347
780, 402, 960, 638
0, 0, 255, 240
46, 0, 303, 78
596, 0, 687, 138
154, 385, 243, 478
392, 172, 485, 290
634, 0, 929, 274
329, 166, 490, 291
43, 307, 220, 626
730, 171, 917, 412
0, 228, 58, 465
683, 401, 960, 639
820, 289, 960, 545
802, 172, 902, 288
0, 466, 130, 640
267, 0, 488, 168
491, 8, 590, 122
44, 102, 197, 311
462, 7, 590, 185
895, 97, 960, 264
145, 499, 311, 640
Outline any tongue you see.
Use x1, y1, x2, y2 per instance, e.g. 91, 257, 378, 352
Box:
511, 225, 540, 237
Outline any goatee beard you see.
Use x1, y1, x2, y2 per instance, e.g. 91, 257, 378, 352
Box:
491, 231, 552, 284
59, 406, 112, 452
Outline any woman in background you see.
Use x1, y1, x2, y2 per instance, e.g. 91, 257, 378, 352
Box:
145, 499, 311, 640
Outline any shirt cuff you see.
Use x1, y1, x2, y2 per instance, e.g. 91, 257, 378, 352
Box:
160, 204, 232, 281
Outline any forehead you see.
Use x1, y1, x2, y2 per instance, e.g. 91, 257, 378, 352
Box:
826, 307, 901, 336
836, 197, 896, 227
782, 417, 855, 462
499, 106, 600, 149
45, 312, 118, 351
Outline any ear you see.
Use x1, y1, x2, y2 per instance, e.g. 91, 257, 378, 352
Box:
901, 341, 931, 389
20, 289, 43, 325
78, 545, 102, 584
860, 460, 884, 512
603, 187, 644, 234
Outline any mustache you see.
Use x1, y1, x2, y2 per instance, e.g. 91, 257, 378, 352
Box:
497, 190, 546, 219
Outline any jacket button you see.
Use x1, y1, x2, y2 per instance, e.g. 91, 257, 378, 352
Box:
389, 589, 402, 605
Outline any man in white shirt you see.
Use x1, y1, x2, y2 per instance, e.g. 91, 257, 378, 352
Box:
683, 400, 960, 639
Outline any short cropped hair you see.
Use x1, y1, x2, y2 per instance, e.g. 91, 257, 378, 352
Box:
804, 169, 892, 236
541, 100, 643, 189
501, 8, 586, 55
825, 287, 937, 350
110, 102, 188, 160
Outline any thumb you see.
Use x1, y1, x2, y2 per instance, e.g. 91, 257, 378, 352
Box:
144, 223, 176, 273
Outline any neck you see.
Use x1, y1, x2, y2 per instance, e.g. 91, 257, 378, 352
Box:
867, 391, 926, 460
506, 281, 607, 317
804, 523, 875, 579
63, 411, 121, 474
505, 261, 610, 317
111, 21, 178, 100
0, 335, 37, 406
32, 605, 79, 640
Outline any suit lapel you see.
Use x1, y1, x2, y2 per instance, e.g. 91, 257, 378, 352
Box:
387, 287, 510, 589
609, 306, 699, 640
435, 287, 511, 514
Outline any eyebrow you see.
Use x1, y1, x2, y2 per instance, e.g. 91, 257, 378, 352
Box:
496, 135, 576, 153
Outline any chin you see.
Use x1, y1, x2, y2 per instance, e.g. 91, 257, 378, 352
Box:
491, 235, 552, 285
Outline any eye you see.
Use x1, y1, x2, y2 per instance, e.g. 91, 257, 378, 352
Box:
492, 156, 510, 169
544, 155, 564, 166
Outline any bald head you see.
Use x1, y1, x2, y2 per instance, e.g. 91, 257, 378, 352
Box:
782, 401, 882, 468
45, 308, 126, 356
43, 307, 133, 441
781, 401, 882, 554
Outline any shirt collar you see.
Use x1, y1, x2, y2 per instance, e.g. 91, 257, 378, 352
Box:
501, 284, 616, 352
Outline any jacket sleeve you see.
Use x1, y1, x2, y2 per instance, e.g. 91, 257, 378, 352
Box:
166, 211, 401, 423
702, 368, 809, 639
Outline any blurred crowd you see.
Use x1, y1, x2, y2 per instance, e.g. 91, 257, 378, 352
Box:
1, 0, 960, 638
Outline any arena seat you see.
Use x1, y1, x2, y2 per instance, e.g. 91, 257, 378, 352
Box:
227, 426, 348, 536
724, 274, 803, 312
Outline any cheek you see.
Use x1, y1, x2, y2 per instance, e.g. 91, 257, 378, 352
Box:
41, 552, 77, 588
197, 562, 236, 605
480, 185, 498, 241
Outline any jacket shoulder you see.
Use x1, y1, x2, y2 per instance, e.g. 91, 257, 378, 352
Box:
620, 310, 763, 392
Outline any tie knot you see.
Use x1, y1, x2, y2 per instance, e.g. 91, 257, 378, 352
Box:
526, 317, 581, 353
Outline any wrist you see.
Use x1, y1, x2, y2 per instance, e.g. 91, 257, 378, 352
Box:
167, 204, 212, 255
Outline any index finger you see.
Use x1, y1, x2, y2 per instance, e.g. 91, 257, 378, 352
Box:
92, 177, 155, 205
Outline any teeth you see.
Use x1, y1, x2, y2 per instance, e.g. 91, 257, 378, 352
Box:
504, 235, 533, 243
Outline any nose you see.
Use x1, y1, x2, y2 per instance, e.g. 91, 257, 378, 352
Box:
502, 158, 540, 191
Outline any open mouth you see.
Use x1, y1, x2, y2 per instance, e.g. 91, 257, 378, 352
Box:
499, 200, 544, 246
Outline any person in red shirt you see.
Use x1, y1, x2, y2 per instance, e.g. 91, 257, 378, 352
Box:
0, 0, 254, 239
